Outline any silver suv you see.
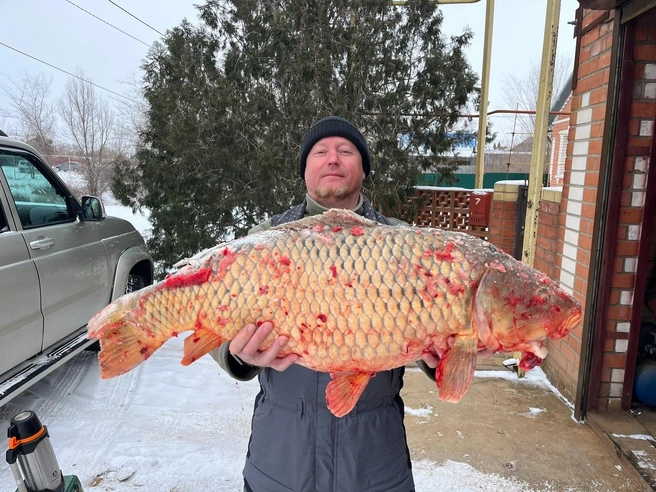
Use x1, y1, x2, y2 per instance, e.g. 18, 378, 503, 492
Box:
0, 132, 153, 406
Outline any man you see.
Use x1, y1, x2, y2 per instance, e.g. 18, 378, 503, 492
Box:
214, 116, 438, 492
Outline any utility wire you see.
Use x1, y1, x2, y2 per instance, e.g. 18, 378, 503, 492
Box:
0, 41, 136, 102
107, 0, 165, 37
66, 0, 150, 47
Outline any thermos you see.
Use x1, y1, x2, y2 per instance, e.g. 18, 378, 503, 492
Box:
6, 410, 64, 492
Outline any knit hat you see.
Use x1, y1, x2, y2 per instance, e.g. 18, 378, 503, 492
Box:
299, 116, 371, 180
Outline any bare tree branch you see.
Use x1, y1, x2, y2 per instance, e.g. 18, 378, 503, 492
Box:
2, 71, 58, 155
58, 69, 116, 196
501, 54, 573, 140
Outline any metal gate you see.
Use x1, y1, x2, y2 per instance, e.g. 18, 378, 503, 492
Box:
513, 185, 528, 260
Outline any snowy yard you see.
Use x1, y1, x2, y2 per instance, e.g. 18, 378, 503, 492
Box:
1, 337, 556, 492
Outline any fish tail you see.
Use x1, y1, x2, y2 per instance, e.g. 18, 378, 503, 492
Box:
88, 294, 164, 379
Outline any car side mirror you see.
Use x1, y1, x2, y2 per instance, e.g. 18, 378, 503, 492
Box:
80, 196, 106, 221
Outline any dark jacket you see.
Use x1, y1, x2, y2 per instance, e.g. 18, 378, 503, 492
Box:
215, 194, 433, 491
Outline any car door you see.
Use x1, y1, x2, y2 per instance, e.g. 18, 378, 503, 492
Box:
1, 147, 110, 350
0, 157, 42, 377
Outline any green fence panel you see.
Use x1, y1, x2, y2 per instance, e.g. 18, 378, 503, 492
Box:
419, 173, 548, 189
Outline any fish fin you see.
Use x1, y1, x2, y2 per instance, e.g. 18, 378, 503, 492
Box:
181, 329, 226, 366
88, 296, 165, 379
93, 318, 164, 379
436, 335, 478, 403
273, 209, 378, 232
325, 372, 373, 417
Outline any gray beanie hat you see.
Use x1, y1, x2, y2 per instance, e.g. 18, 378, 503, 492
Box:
299, 116, 371, 180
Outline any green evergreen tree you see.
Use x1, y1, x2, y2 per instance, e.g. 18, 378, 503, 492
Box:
112, 0, 479, 277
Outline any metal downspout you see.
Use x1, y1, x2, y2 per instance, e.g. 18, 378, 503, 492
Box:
574, 13, 627, 421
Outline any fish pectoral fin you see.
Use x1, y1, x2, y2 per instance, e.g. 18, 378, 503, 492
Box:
325, 371, 374, 418
436, 335, 478, 403
181, 329, 226, 366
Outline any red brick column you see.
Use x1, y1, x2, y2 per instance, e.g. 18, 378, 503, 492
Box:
534, 189, 561, 281
488, 182, 520, 256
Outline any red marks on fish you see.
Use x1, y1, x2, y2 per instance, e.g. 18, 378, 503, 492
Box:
318, 314, 328, 323
519, 352, 543, 370
489, 260, 507, 273
528, 294, 547, 307
162, 267, 212, 290
350, 226, 365, 236
280, 256, 291, 266
332, 227, 343, 232
313, 225, 324, 232
172, 331, 179, 338
217, 317, 228, 326
217, 250, 239, 279
194, 312, 207, 331
330, 265, 338, 278
437, 242, 456, 261
448, 282, 465, 296
259, 285, 270, 295
140, 347, 148, 355
256, 321, 264, 327
506, 294, 523, 308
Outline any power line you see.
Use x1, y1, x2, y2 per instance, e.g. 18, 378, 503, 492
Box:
66, 0, 151, 47
0, 41, 136, 102
107, 0, 165, 37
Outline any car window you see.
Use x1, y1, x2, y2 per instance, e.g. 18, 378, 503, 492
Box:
0, 201, 8, 233
0, 150, 75, 229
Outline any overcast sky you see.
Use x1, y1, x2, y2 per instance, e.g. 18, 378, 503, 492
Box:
1, 0, 581, 143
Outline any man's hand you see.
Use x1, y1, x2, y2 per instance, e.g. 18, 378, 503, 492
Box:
229, 321, 299, 371
421, 352, 440, 369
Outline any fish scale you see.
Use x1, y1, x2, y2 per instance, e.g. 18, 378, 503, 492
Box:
88, 209, 581, 417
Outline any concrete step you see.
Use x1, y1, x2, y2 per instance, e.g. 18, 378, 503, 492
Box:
588, 410, 656, 491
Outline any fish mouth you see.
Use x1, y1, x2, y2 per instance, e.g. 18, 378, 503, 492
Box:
554, 310, 582, 339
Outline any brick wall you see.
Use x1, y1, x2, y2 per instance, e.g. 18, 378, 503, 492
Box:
535, 8, 616, 404
488, 181, 521, 256
534, 189, 561, 280
597, 11, 656, 410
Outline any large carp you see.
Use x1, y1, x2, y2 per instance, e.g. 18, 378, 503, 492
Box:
88, 209, 581, 417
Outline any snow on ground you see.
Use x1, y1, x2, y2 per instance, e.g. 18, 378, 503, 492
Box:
1, 337, 544, 492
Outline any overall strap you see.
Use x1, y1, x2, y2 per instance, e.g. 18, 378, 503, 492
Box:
361, 196, 392, 225
270, 201, 307, 226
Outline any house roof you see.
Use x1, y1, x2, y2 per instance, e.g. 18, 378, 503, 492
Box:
549, 73, 573, 126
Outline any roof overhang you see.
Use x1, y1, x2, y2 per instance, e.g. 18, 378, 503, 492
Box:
577, 0, 625, 9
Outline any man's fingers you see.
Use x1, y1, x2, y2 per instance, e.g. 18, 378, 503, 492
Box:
228, 323, 258, 355
240, 322, 274, 357
229, 321, 297, 370
270, 354, 300, 372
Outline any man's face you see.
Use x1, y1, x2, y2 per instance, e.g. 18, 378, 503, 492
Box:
304, 136, 365, 209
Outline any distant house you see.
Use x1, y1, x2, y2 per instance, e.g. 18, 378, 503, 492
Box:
548, 74, 574, 186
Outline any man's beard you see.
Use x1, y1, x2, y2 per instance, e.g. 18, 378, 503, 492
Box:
315, 186, 350, 199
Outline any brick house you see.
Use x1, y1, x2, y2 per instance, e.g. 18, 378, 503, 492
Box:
492, 0, 656, 423
548, 75, 574, 186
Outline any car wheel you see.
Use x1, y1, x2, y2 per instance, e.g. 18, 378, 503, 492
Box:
125, 274, 146, 294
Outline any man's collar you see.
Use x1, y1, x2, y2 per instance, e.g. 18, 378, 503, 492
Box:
305, 193, 365, 216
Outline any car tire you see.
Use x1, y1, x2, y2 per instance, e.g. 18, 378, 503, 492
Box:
125, 274, 146, 294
